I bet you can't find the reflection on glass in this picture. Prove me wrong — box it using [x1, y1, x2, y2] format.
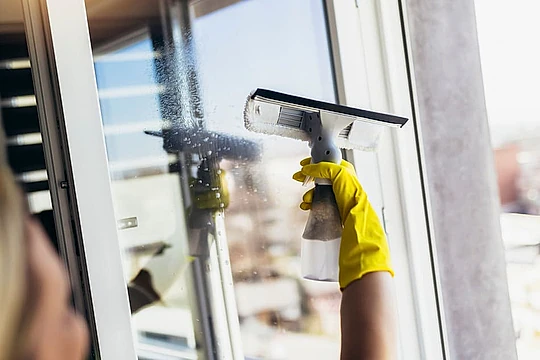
[93, 33, 198, 359]
[85, 0, 341, 358]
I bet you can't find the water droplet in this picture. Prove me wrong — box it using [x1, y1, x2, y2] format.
[215, 193, 221, 198]
[207, 150, 212, 156]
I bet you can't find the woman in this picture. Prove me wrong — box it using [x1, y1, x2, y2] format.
[0, 167, 89, 360]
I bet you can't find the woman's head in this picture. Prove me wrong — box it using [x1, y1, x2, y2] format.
[0, 168, 89, 360]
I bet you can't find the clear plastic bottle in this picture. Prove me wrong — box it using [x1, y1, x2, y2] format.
[301, 237, 340, 282]
[301, 184, 342, 282]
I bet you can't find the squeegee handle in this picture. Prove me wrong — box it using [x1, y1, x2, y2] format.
[303, 111, 343, 186]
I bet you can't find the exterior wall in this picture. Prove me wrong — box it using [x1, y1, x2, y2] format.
[404, 1, 518, 359]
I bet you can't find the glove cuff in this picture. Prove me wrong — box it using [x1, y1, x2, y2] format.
[338, 205, 394, 290]
[339, 263, 395, 291]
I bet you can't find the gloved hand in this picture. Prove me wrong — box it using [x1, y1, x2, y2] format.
[293, 158, 394, 289]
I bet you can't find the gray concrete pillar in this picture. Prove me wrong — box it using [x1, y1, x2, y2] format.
[403, 1, 518, 359]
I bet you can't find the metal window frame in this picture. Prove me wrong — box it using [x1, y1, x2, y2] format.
[325, 0, 448, 359]
[22, 0, 137, 358]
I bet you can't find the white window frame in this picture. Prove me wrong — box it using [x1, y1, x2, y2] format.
[326, 1, 447, 359]
[24, 0, 137, 358]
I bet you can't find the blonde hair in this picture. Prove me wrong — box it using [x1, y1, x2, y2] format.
[0, 166, 31, 359]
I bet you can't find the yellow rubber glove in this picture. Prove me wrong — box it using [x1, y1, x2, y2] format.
[293, 158, 394, 289]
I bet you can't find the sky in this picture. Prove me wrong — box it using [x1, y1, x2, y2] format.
[475, 0, 540, 147]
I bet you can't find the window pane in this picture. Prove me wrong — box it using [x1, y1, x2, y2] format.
[85, 0, 341, 358]
[193, 1, 340, 358]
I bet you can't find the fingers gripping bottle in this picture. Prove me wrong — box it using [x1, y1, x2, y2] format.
[301, 112, 350, 282]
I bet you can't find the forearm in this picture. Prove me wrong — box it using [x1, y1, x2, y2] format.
[293, 159, 397, 358]
[340, 272, 397, 360]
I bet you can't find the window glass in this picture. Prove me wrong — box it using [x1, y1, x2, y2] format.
[85, 0, 342, 358]
[194, 2, 340, 358]
[476, 1, 540, 358]
[93, 33, 199, 359]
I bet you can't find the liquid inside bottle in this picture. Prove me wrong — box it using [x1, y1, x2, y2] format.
[301, 237, 340, 282]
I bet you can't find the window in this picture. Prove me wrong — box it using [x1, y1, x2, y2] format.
[32, 0, 445, 358]
[85, 0, 342, 358]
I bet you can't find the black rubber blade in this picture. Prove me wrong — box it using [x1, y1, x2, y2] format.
[251, 88, 408, 127]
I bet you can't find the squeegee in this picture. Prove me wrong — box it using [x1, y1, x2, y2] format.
[244, 89, 408, 282]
